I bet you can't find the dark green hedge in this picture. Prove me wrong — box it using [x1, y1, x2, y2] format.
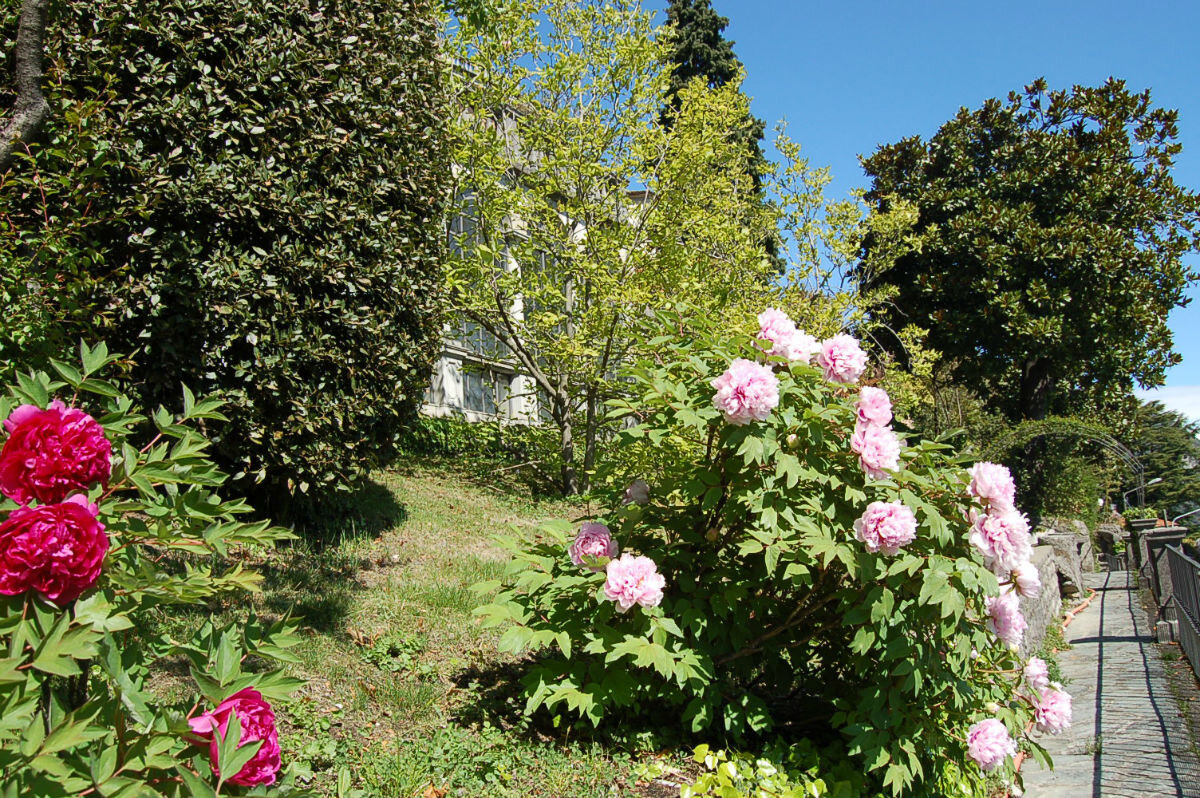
[1, 0, 451, 522]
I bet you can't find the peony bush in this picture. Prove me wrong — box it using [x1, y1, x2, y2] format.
[0, 344, 309, 796]
[475, 309, 1068, 795]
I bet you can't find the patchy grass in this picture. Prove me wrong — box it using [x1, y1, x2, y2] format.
[150, 458, 685, 796]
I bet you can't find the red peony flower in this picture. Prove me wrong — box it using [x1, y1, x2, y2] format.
[188, 688, 282, 787]
[0, 495, 108, 604]
[0, 400, 112, 505]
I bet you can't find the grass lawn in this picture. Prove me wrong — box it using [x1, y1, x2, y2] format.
[150, 458, 689, 797]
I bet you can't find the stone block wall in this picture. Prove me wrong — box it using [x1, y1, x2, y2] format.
[1019, 546, 1062, 658]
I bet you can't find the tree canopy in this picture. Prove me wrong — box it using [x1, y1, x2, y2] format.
[860, 78, 1200, 422]
[662, 0, 766, 187]
[1121, 400, 1200, 524]
[447, 0, 852, 495]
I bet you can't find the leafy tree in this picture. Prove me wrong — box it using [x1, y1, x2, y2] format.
[860, 78, 1200, 422]
[1, 0, 451, 524]
[447, 0, 851, 495]
[661, 0, 764, 178]
[1121, 400, 1200, 525]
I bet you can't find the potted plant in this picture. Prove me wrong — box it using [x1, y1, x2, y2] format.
[1124, 506, 1160, 531]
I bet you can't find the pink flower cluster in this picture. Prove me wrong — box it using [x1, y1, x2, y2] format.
[0, 495, 108, 605]
[985, 588, 1027, 648]
[1034, 687, 1072, 735]
[567, 522, 665, 614]
[815, 334, 868, 384]
[967, 718, 1016, 772]
[757, 308, 819, 364]
[711, 358, 779, 426]
[603, 553, 665, 613]
[966, 462, 1038, 648]
[0, 403, 112, 606]
[850, 386, 900, 480]
[189, 688, 282, 786]
[854, 501, 917, 556]
[0, 400, 111, 505]
[1023, 657, 1050, 692]
[569, 523, 619, 571]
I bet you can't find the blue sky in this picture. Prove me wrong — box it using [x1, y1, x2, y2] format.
[643, 0, 1200, 421]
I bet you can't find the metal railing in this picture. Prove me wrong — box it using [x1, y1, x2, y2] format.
[1167, 544, 1200, 679]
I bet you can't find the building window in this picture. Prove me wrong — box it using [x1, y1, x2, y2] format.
[454, 319, 507, 360]
[463, 369, 510, 415]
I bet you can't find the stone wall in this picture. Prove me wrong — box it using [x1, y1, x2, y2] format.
[1019, 546, 1062, 658]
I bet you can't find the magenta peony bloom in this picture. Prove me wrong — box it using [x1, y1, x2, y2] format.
[967, 718, 1016, 772]
[188, 688, 282, 787]
[757, 308, 799, 358]
[855, 386, 893, 427]
[969, 510, 1032, 576]
[967, 462, 1016, 512]
[0, 494, 108, 605]
[815, 334, 868, 384]
[0, 400, 112, 505]
[1024, 657, 1050, 692]
[623, 479, 650, 506]
[851, 422, 901, 480]
[854, 501, 917, 556]
[985, 588, 1027, 647]
[603, 553, 665, 613]
[1012, 563, 1041, 598]
[711, 359, 780, 426]
[569, 522, 619, 571]
[1034, 687, 1072, 735]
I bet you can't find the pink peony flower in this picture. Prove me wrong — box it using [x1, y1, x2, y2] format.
[967, 718, 1016, 772]
[850, 422, 901, 480]
[856, 386, 893, 427]
[1024, 657, 1050, 692]
[969, 510, 1032, 576]
[985, 588, 1027, 648]
[569, 522, 619, 571]
[1012, 563, 1041, 598]
[188, 688, 282, 786]
[0, 494, 108, 605]
[603, 553, 665, 613]
[785, 330, 820, 364]
[854, 501, 917, 556]
[711, 359, 780, 426]
[968, 462, 1016, 513]
[1034, 687, 1072, 735]
[623, 479, 650, 506]
[757, 308, 799, 358]
[0, 400, 112, 505]
[1022, 652, 1051, 691]
[815, 334, 868, 384]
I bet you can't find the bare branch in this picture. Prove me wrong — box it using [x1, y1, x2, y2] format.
[1, 0, 51, 170]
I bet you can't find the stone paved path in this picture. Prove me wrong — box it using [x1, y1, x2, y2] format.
[1021, 570, 1200, 797]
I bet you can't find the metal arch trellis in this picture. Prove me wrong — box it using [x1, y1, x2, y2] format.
[981, 416, 1146, 500]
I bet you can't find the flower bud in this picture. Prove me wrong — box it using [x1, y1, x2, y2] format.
[705, 527, 720, 542]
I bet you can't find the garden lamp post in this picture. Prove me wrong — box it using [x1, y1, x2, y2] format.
[1123, 476, 1163, 511]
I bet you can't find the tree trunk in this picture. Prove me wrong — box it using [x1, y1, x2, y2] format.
[0, 0, 51, 170]
[1019, 357, 1054, 421]
[558, 395, 578, 496]
[581, 382, 598, 493]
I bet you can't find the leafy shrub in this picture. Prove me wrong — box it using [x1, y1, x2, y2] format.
[0, 0, 452, 523]
[0, 344, 308, 795]
[681, 741, 870, 798]
[400, 417, 513, 458]
[475, 309, 1057, 795]
[1037, 455, 1102, 528]
[1123, 505, 1160, 522]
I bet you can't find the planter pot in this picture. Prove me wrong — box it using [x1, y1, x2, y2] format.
[1129, 519, 1160, 532]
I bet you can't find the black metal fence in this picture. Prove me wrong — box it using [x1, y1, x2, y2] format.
[1168, 544, 1200, 680]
